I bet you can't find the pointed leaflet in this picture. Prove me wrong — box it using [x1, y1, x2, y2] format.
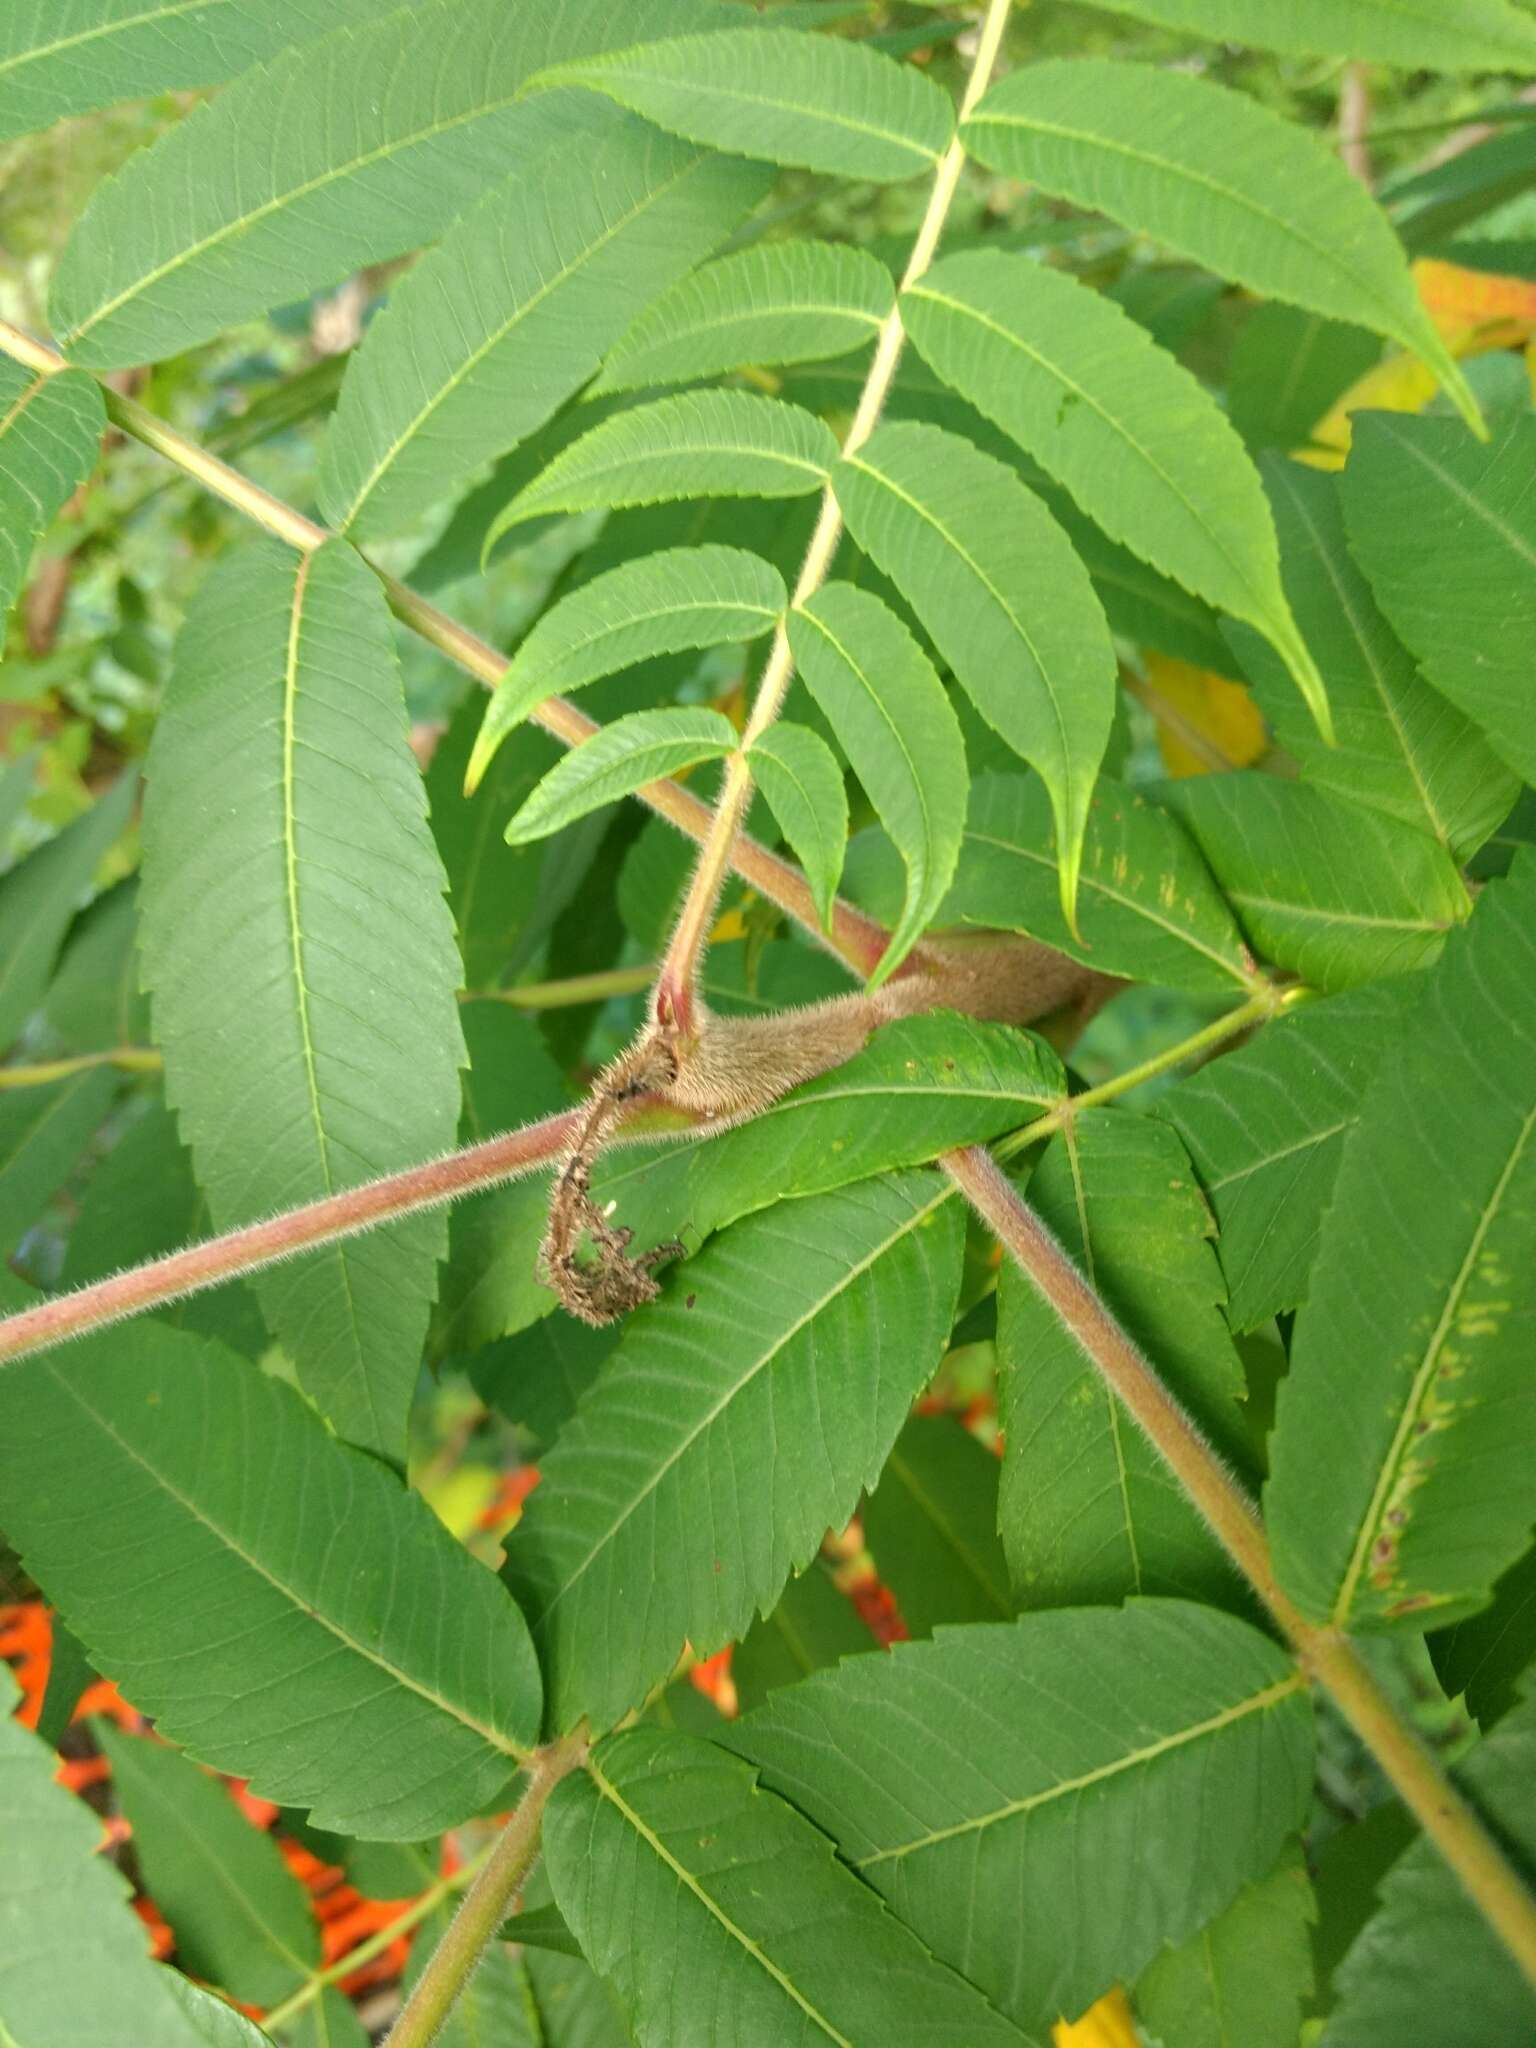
[530, 26, 954, 183]
[835, 418, 1116, 930]
[0, 359, 103, 630]
[962, 62, 1479, 432]
[998, 1112, 1249, 1611]
[486, 389, 837, 543]
[1227, 305, 1383, 455]
[0, 1668, 219, 2048]
[0, 1324, 540, 1836]
[0, 770, 136, 1054]
[504, 1170, 964, 1730]
[595, 239, 894, 393]
[860, 1413, 1011, 1636]
[50, 0, 733, 367]
[1163, 774, 1470, 993]
[42, 877, 149, 1052]
[167, 1976, 282, 2048]
[547, 1727, 1029, 2047]
[318, 98, 768, 541]
[1074, 0, 1536, 68]
[138, 540, 464, 1462]
[901, 252, 1328, 732]
[1159, 982, 1416, 1332]
[1340, 410, 1536, 785]
[727, 1602, 1314, 2036]
[469, 545, 786, 790]
[944, 773, 1257, 995]
[1133, 1843, 1316, 2048]
[732, 1565, 876, 1713]
[0, 1068, 115, 1256]
[504, 707, 737, 845]
[746, 721, 847, 932]
[1227, 457, 1517, 860]
[789, 582, 967, 984]
[1266, 853, 1536, 1634]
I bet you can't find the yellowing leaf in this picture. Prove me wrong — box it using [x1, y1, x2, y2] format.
[1138, 653, 1268, 778]
[1053, 1987, 1139, 2048]
[1303, 352, 1440, 469]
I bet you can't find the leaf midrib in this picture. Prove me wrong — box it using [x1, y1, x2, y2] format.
[0, 0, 214, 80]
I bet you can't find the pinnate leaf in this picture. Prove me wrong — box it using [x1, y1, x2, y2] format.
[470, 544, 785, 790]
[746, 720, 848, 931]
[835, 417, 1116, 930]
[1076, 0, 1536, 68]
[0, 1323, 541, 1837]
[504, 707, 738, 846]
[596, 238, 894, 392]
[728, 1601, 1315, 2035]
[1266, 852, 1536, 1633]
[962, 60, 1479, 431]
[0, 359, 103, 632]
[531, 25, 955, 182]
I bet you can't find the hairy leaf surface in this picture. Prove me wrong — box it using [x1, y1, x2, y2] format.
[727, 1602, 1315, 2034]
[1075, 0, 1536, 67]
[747, 721, 848, 931]
[0, 360, 103, 633]
[504, 707, 738, 845]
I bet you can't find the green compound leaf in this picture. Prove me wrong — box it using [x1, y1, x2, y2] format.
[504, 707, 738, 846]
[732, 1564, 876, 1713]
[789, 582, 968, 985]
[1163, 774, 1471, 993]
[469, 544, 785, 791]
[0, 1067, 115, 1257]
[901, 251, 1328, 735]
[595, 238, 894, 393]
[485, 389, 838, 547]
[546, 1727, 1030, 2046]
[504, 1170, 964, 1731]
[139, 541, 464, 1462]
[835, 418, 1117, 932]
[0, 1323, 541, 1837]
[0, 360, 103, 634]
[746, 720, 848, 932]
[962, 60, 1479, 432]
[50, 0, 729, 367]
[860, 1413, 1011, 1637]
[998, 1111, 1249, 1612]
[1133, 1841, 1316, 2048]
[1075, 0, 1536, 68]
[727, 1601, 1315, 2036]
[1266, 852, 1536, 1634]
[530, 25, 955, 183]
[318, 97, 767, 541]
[944, 773, 1257, 995]
[1340, 409, 1536, 786]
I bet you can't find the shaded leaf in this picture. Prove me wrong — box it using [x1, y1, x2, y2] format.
[1267, 853, 1536, 1632]
[1433, 1543, 1536, 1733]
[1227, 305, 1381, 453]
[0, 771, 136, 1055]
[546, 1726, 1029, 2046]
[504, 707, 737, 846]
[596, 238, 894, 392]
[1133, 1841, 1315, 2048]
[34, 1615, 94, 1750]
[41, 877, 150, 1052]
[732, 1563, 875, 1713]
[0, 1323, 541, 1836]
[728, 1601, 1315, 2035]
[0, 360, 103, 632]
[1077, 0, 1536, 68]
[861, 1412, 1011, 1636]
[532, 25, 954, 183]
[0, 1067, 114, 1256]
[164, 1974, 283, 2047]
[505, 1170, 964, 1729]
[746, 720, 847, 931]
[469, 1315, 617, 1450]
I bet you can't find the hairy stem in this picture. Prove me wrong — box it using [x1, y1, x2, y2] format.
[652, 0, 1017, 1028]
[948, 1145, 1536, 1991]
[385, 1734, 588, 2048]
[0, 1046, 161, 1089]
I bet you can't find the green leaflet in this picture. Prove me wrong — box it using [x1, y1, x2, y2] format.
[42, 878, 149, 1053]
[0, 1668, 216, 2048]
[944, 773, 1257, 995]
[1227, 305, 1381, 454]
[50, 0, 730, 366]
[962, 61, 1479, 432]
[0, 0, 404, 143]
[1158, 982, 1416, 1332]
[727, 1602, 1315, 2035]
[166, 1974, 286, 2047]
[317, 97, 768, 541]
[860, 1413, 1011, 1637]
[485, 389, 838, 543]
[595, 238, 894, 393]
[0, 1323, 541, 1837]
[0, 360, 103, 632]
[401, 1901, 538, 2047]
[138, 540, 464, 1462]
[530, 25, 955, 183]
[94, 1729, 318, 2010]
[504, 1170, 965, 1730]
[469, 544, 786, 790]
[1164, 774, 1471, 993]
[1075, 0, 1536, 68]
[997, 1112, 1249, 1611]
[1266, 853, 1536, 1634]
[470, 1315, 618, 1452]
[504, 706, 738, 845]
[732, 1564, 876, 1713]
[746, 720, 848, 932]
[901, 251, 1329, 733]
[835, 417, 1117, 931]
[0, 770, 137, 1055]
[789, 582, 968, 984]
[546, 1727, 1030, 2046]
[0, 1067, 115, 1256]
[1227, 458, 1517, 860]
[1340, 410, 1536, 786]
[1133, 1842, 1316, 2048]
